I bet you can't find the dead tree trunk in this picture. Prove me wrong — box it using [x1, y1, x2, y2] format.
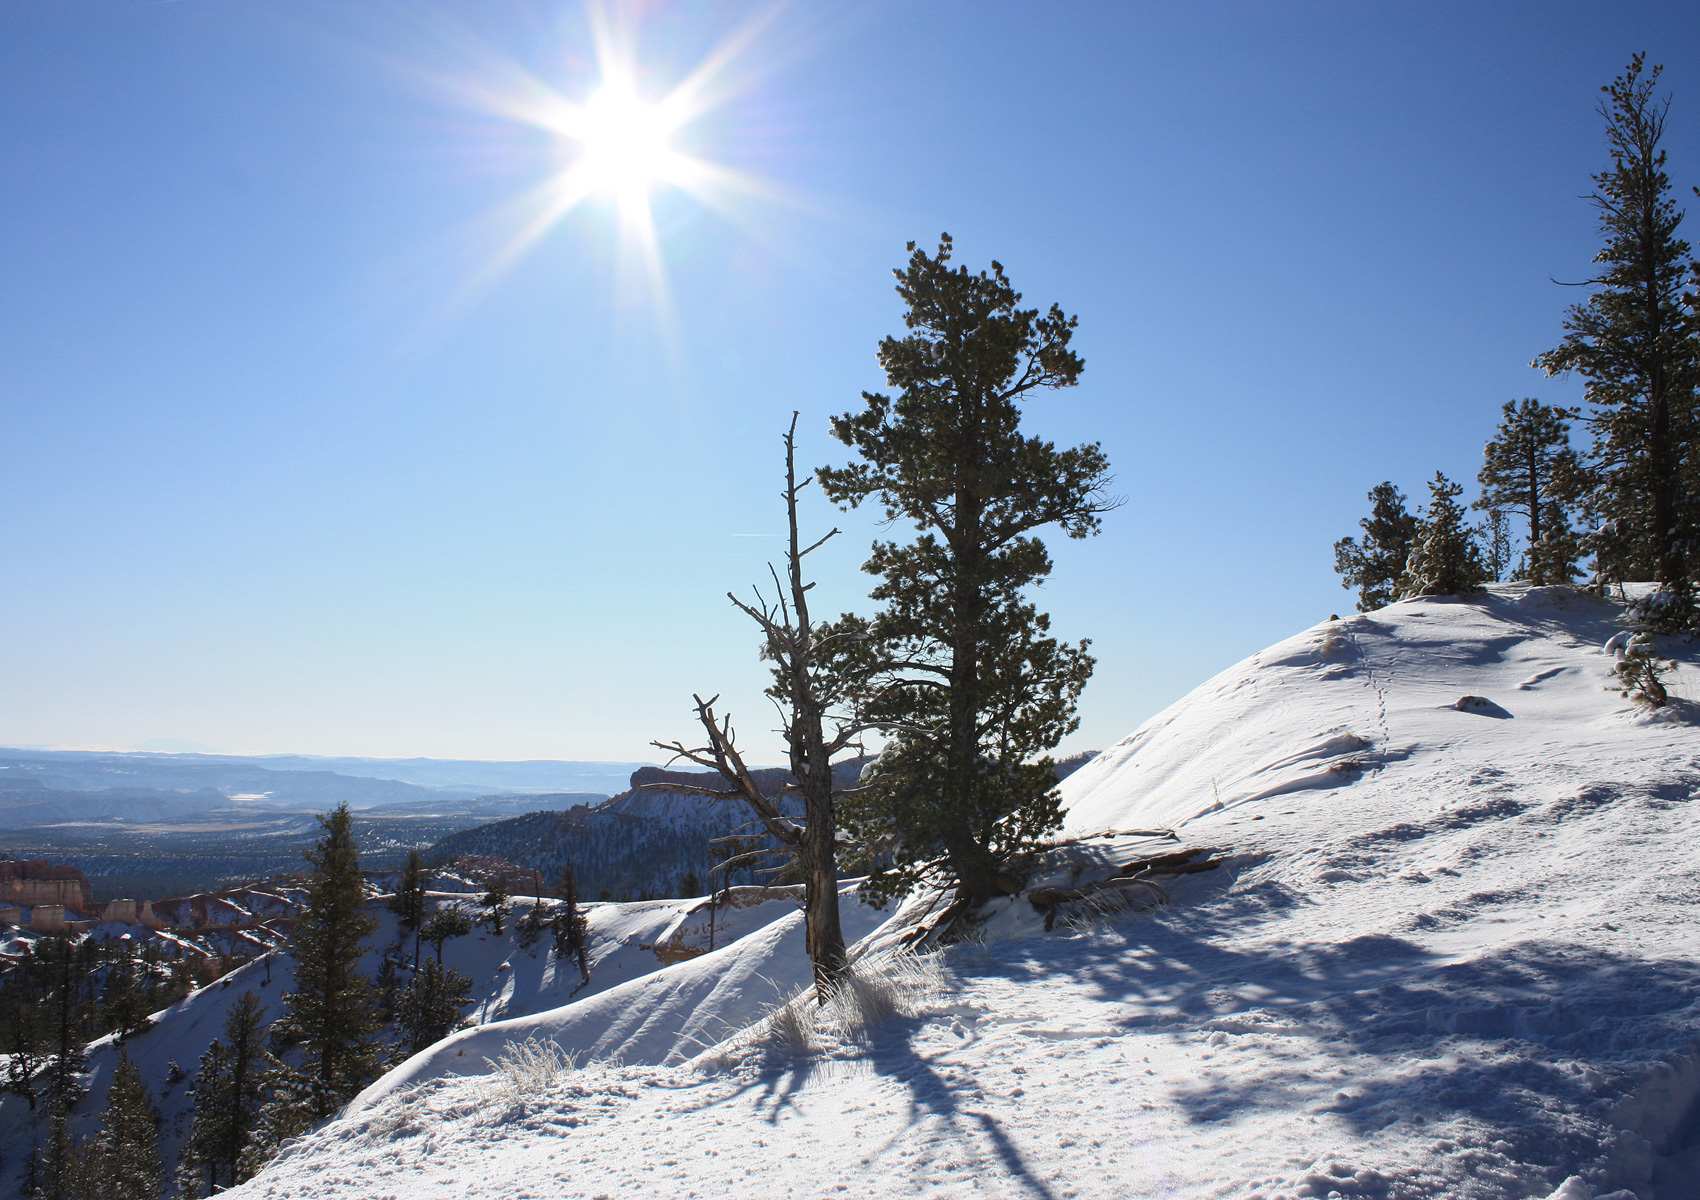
[653, 413, 859, 1001]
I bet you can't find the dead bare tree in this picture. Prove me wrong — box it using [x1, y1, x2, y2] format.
[653, 412, 865, 1001]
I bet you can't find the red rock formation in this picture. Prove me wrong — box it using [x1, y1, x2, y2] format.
[0, 860, 94, 913]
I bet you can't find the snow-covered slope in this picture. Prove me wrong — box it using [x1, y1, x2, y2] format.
[349, 883, 892, 1111]
[0, 890, 813, 1193]
[231, 586, 1698, 1199]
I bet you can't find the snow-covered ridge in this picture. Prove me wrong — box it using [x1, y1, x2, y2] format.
[222, 588, 1700, 1196]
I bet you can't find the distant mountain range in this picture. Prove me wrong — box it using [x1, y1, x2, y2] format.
[0, 748, 649, 828]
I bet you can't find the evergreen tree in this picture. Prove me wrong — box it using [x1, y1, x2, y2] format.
[395, 959, 474, 1053]
[79, 1054, 160, 1200]
[480, 874, 510, 935]
[32, 938, 88, 1200]
[101, 944, 149, 1042]
[1481, 506, 1514, 582]
[1332, 482, 1419, 610]
[176, 1038, 230, 1198]
[1535, 54, 1698, 612]
[274, 804, 379, 1118]
[1529, 501, 1585, 585]
[1405, 472, 1489, 597]
[389, 849, 428, 968]
[3, 942, 47, 1116]
[1615, 631, 1672, 705]
[820, 235, 1115, 907]
[236, 1054, 317, 1182]
[375, 954, 401, 1025]
[1476, 398, 1584, 584]
[36, 1112, 75, 1200]
[45, 938, 88, 1118]
[421, 906, 472, 966]
[178, 991, 269, 1192]
[551, 867, 591, 987]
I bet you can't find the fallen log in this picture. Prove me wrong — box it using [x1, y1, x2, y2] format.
[1029, 846, 1227, 930]
[1115, 847, 1226, 877]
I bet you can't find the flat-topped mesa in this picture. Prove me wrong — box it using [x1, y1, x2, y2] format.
[628, 765, 791, 794]
[0, 859, 95, 912]
[627, 759, 868, 796]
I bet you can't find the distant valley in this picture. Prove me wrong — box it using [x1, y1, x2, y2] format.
[0, 747, 643, 899]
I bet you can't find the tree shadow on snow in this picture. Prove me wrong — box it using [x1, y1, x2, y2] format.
[858, 1011, 1061, 1200]
[943, 872, 1700, 1188]
[714, 1009, 1059, 1200]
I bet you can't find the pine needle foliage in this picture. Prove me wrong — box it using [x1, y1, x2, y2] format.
[76, 1054, 160, 1200]
[1615, 632, 1672, 706]
[389, 850, 428, 968]
[1477, 398, 1585, 584]
[551, 867, 591, 987]
[273, 803, 379, 1119]
[422, 905, 472, 966]
[1404, 472, 1489, 597]
[821, 234, 1116, 906]
[177, 991, 266, 1196]
[395, 959, 474, 1054]
[480, 874, 510, 935]
[1333, 482, 1419, 610]
[1535, 54, 1699, 616]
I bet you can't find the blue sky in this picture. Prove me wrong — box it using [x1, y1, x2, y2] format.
[3, 1, 1697, 763]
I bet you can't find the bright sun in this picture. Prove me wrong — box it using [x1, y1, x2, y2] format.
[442, 3, 785, 318]
[575, 79, 682, 206]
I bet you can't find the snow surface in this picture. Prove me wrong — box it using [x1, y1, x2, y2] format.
[193, 589, 1700, 1196]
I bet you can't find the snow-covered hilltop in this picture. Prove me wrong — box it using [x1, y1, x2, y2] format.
[178, 589, 1700, 1195]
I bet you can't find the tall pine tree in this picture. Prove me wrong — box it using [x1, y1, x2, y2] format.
[389, 849, 428, 969]
[1333, 482, 1419, 610]
[176, 1039, 230, 1198]
[235, 1053, 318, 1182]
[77, 1053, 160, 1200]
[551, 867, 591, 987]
[1481, 507, 1514, 582]
[1476, 398, 1584, 584]
[274, 803, 379, 1119]
[33, 937, 88, 1200]
[1535, 54, 1698, 614]
[178, 991, 267, 1195]
[821, 235, 1115, 907]
[479, 874, 509, 935]
[1405, 472, 1488, 597]
[1531, 501, 1585, 585]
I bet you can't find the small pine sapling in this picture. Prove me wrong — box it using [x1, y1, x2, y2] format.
[1615, 632, 1671, 706]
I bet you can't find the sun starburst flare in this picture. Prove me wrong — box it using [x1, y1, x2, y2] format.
[444, 3, 788, 321]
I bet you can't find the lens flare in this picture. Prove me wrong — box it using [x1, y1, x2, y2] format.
[437, 2, 789, 325]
